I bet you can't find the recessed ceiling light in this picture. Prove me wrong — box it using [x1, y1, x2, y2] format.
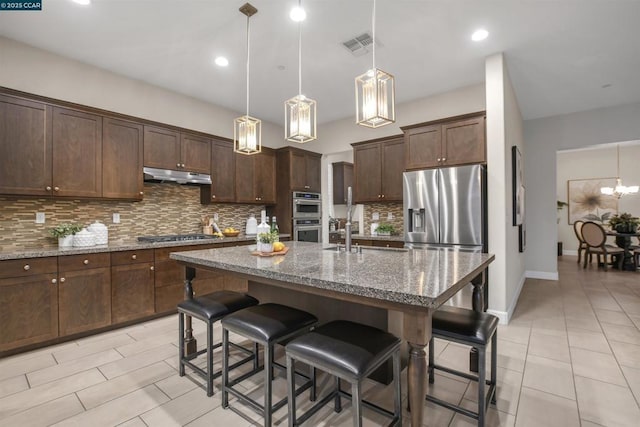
[471, 29, 489, 42]
[214, 56, 229, 67]
[290, 6, 306, 22]
[72, 0, 91, 5]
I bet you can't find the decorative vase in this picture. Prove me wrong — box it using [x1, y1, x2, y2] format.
[616, 224, 637, 234]
[257, 242, 273, 253]
[58, 235, 74, 248]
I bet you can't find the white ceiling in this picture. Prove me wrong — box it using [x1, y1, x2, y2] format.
[1, 0, 639, 126]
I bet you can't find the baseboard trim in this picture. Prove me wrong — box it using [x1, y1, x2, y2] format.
[487, 271, 527, 325]
[525, 270, 559, 281]
[486, 309, 509, 324]
[563, 250, 578, 256]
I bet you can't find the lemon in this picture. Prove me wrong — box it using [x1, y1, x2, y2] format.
[273, 242, 285, 252]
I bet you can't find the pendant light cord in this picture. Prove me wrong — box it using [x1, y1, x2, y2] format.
[298, 0, 302, 96]
[372, 0, 376, 71]
[246, 14, 250, 116]
[617, 144, 620, 177]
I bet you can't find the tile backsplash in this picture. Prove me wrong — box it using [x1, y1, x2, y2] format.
[362, 202, 404, 236]
[0, 182, 264, 250]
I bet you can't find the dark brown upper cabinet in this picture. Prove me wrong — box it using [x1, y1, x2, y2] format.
[201, 138, 236, 203]
[102, 118, 144, 200]
[286, 147, 322, 192]
[332, 162, 353, 205]
[403, 113, 486, 170]
[234, 148, 276, 205]
[143, 125, 211, 174]
[352, 136, 404, 203]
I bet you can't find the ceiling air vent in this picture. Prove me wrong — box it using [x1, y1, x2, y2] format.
[342, 32, 375, 57]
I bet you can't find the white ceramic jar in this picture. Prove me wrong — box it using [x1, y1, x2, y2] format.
[73, 228, 96, 247]
[87, 221, 108, 245]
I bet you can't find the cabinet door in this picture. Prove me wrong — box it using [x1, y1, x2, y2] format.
[181, 133, 211, 174]
[441, 116, 485, 166]
[208, 139, 235, 202]
[290, 151, 307, 191]
[235, 153, 255, 203]
[103, 118, 144, 200]
[404, 124, 441, 170]
[381, 138, 405, 201]
[111, 263, 155, 324]
[0, 273, 58, 352]
[255, 150, 276, 204]
[52, 107, 102, 198]
[58, 267, 111, 336]
[0, 95, 52, 196]
[353, 143, 382, 203]
[332, 162, 353, 205]
[143, 125, 180, 170]
[305, 154, 322, 192]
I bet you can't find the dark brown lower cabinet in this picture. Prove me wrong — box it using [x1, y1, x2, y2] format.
[111, 262, 155, 324]
[0, 273, 59, 352]
[58, 266, 111, 336]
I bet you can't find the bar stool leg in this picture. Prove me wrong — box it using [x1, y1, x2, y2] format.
[428, 337, 435, 384]
[491, 333, 498, 405]
[478, 347, 486, 427]
[334, 377, 342, 412]
[286, 355, 297, 427]
[393, 350, 402, 425]
[310, 366, 317, 402]
[206, 321, 213, 396]
[253, 342, 260, 370]
[222, 328, 230, 409]
[178, 312, 185, 377]
[352, 380, 362, 427]
[264, 344, 273, 427]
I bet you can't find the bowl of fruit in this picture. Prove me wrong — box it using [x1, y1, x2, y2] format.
[222, 227, 240, 237]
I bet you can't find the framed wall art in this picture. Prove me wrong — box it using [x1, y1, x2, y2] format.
[567, 177, 618, 225]
[512, 146, 524, 225]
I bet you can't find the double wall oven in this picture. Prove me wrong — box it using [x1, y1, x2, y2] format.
[292, 191, 322, 243]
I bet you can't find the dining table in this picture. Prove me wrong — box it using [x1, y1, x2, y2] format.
[606, 230, 640, 271]
[171, 241, 495, 426]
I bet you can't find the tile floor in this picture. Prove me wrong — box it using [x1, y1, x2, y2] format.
[1, 256, 639, 426]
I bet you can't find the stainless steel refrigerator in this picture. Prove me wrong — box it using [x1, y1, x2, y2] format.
[403, 165, 487, 251]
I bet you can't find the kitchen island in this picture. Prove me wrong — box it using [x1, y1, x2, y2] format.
[171, 241, 494, 426]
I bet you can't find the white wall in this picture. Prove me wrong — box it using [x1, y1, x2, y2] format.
[0, 37, 286, 146]
[485, 53, 526, 323]
[556, 144, 640, 253]
[524, 101, 640, 274]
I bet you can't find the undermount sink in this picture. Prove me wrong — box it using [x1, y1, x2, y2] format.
[324, 245, 408, 253]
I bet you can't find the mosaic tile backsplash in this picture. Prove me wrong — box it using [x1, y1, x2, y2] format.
[362, 202, 404, 236]
[0, 182, 265, 250]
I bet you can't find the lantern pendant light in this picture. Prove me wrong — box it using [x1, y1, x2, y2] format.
[285, 0, 317, 143]
[355, 0, 395, 128]
[234, 3, 262, 155]
[600, 144, 639, 198]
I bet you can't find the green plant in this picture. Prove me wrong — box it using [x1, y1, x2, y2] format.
[608, 212, 640, 230]
[375, 223, 396, 234]
[49, 223, 82, 238]
[257, 231, 276, 244]
[582, 212, 613, 223]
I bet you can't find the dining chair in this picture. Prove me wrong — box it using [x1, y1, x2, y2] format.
[581, 221, 625, 271]
[573, 220, 589, 265]
[634, 247, 640, 271]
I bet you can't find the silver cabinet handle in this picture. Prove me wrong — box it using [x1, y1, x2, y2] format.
[54, 186, 60, 191]
[51, 278, 57, 284]
[181, 163, 185, 168]
[381, 194, 385, 198]
[131, 254, 137, 260]
[442, 157, 446, 162]
[150, 266, 155, 271]
[46, 186, 52, 191]
[139, 191, 144, 196]
[60, 277, 66, 283]
[83, 259, 89, 265]
[212, 195, 216, 199]
[177, 163, 181, 168]
[23, 264, 30, 271]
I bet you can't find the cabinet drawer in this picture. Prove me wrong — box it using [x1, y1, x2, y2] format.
[58, 253, 110, 271]
[0, 257, 57, 279]
[111, 249, 154, 266]
[372, 240, 405, 249]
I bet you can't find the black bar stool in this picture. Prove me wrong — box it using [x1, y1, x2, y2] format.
[285, 320, 402, 427]
[426, 306, 498, 427]
[221, 303, 318, 427]
[177, 290, 259, 396]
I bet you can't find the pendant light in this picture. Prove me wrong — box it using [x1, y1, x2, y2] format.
[285, 0, 317, 143]
[355, 0, 395, 128]
[600, 144, 639, 198]
[234, 3, 261, 155]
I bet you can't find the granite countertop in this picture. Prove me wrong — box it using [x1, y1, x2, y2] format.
[170, 241, 494, 308]
[0, 235, 289, 261]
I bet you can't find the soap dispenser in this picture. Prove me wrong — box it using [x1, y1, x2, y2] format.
[245, 214, 257, 236]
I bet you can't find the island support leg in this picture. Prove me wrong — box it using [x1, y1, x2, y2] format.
[183, 266, 197, 355]
[404, 310, 431, 426]
[470, 270, 486, 373]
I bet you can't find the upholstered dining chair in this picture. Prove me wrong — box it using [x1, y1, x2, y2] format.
[581, 221, 625, 271]
[573, 220, 589, 265]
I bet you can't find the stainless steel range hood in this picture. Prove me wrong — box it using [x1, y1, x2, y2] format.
[143, 167, 212, 185]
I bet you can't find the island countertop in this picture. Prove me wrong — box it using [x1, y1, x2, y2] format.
[170, 241, 494, 308]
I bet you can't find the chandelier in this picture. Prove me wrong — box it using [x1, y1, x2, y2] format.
[600, 144, 639, 198]
[234, 3, 261, 155]
[285, 0, 317, 143]
[355, 0, 395, 128]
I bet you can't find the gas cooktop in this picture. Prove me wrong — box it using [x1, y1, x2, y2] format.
[137, 234, 219, 243]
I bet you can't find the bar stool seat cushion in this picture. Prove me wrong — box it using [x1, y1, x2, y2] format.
[433, 306, 499, 346]
[286, 320, 401, 379]
[222, 303, 317, 343]
[177, 291, 258, 321]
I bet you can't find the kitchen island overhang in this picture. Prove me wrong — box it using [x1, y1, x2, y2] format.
[170, 241, 494, 426]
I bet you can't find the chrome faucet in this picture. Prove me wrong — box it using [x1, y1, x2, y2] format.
[345, 186, 353, 253]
